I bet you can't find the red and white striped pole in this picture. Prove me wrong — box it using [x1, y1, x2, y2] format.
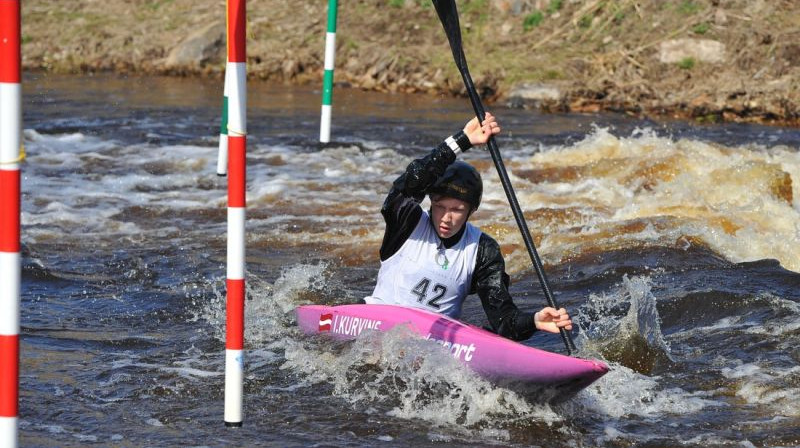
[224, 0, 246, 428]
[0, 0, 22, 446]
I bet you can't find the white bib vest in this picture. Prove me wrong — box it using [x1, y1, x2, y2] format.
[365, 211, 482, 318]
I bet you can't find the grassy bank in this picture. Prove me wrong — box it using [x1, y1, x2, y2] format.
[20, 0, 800, 125]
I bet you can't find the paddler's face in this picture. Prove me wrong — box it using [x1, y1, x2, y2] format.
[430, 196, 471, 239]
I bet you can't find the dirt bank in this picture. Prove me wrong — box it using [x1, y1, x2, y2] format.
[19, 0, 800, 126]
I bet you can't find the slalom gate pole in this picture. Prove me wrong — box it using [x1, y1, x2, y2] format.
[0, 1, 22, 446]
[224, 0, 247, 428]
[216, 67, 230, 176]
[319, 0, 338, 143]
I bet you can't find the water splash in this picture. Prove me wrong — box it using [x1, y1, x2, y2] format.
[196, 262, 331, 346]
[282, 324, 563, 435]
[576, 275, 672, 374]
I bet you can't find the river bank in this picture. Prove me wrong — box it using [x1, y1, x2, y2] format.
[19, 0, 800, 126]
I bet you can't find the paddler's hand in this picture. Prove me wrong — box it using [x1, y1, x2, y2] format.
[534, 307, 573, 333]
[463, 112, 500, 146]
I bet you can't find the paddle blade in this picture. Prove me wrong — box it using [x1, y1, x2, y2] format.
[431, 0, 466, 70]
[432, 0, 486, 122]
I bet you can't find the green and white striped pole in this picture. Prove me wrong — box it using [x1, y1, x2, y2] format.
[217, 68, 230, 176]
[319, 0, 338, 143]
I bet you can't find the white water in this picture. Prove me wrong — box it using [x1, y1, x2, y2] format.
[21, 126, 800, 272]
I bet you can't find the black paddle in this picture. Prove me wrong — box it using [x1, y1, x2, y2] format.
[432, 0, 576, 355]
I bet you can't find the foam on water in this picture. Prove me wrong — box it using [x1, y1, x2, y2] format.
[21, 131, 227, 246]
[572, 363, 723, 419]
[497, 127, 800, 272]
[743, 294, 800, 337]
[721, 361, 800, 417]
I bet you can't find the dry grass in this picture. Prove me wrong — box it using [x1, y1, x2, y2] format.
[19, 0, 800, 124]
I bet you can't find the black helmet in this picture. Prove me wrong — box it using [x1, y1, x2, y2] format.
[429, 161, 483, 210]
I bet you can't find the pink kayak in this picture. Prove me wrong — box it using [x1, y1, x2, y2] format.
[296, 304, 608, 399]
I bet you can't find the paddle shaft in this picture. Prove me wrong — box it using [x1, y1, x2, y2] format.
[432, 0, 575, 355]
[464, 71, 575, 355]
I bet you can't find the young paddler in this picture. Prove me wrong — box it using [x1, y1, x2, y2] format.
[364, 113, 572, 341]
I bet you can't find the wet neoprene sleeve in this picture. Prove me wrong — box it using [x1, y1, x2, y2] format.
[377, 133, 537, 341]
[471, 234, 537, 341]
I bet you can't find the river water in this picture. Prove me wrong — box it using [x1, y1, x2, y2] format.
[15, 73, 800, 447]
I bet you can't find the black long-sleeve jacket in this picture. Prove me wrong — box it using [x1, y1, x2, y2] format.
[377, 132, 537, 341]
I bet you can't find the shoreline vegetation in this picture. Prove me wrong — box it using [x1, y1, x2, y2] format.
[20, 0, 800, 127]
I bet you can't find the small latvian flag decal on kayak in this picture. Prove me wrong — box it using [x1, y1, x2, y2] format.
[319, 313, 333, 332]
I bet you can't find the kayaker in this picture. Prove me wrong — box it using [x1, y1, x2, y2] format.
[363, 113, 573, 341]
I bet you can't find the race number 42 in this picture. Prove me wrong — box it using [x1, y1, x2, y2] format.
[411, 278, 447, 309]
